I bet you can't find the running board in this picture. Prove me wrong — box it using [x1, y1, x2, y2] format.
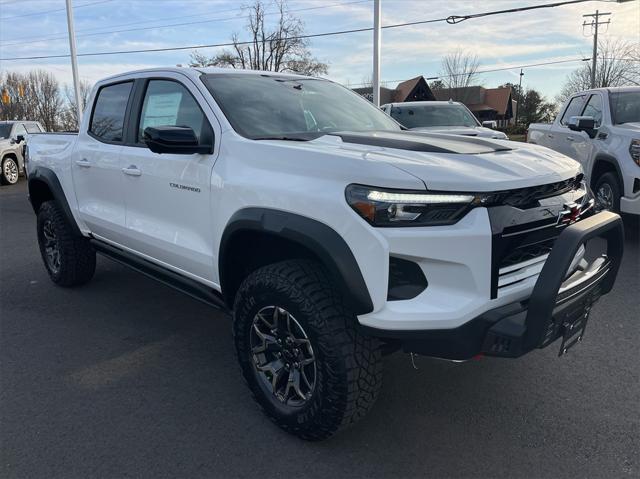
[90, 239, 229, 313]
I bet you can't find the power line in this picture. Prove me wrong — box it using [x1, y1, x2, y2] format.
[1, 0, 370, 47]
[349, 58, 592, 87]
[0, 0, 113, 21]
[0, 0, 607, 61]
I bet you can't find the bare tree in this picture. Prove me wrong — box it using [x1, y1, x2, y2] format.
[189, 0, 328, 76]
[559, 39, 639, 102]
[0, 72, 29, 121]
[440, 50, 480, 102]
[58, 80, 92, 131]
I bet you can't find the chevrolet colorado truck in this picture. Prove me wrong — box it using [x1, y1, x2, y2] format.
[381, 101, 509, 139]
[0, 120, 44, 185]
[528, 86, 640, 215]
[26, 68, 624, 440]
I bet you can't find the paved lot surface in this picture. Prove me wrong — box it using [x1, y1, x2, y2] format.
[1, 180, 638, 478]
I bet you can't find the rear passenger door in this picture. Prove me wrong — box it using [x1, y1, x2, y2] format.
[120, 76, 218, 283]
[72, 80, 133, 243]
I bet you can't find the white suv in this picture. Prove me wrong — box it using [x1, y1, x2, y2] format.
[26, 68, 624, 440]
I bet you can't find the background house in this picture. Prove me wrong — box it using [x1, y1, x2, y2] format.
[353, 76, 436, 104]
[432, 85, 517, 127]
[353, 77, 517, 127]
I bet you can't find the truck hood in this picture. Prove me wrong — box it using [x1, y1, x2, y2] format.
[275, 131, 581, 192]
[409, 125, 507, 139]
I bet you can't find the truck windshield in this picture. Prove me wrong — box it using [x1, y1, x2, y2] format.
[610, 91, 640, 125]
[201, 74, 400, 140]
[390, 104, 480, 129]
[0, 124, 12, 139]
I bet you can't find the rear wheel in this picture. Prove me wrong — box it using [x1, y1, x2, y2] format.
[37, 201, 96, 286]
[594, 172, 621, 213]
[1, 156, 19, 185]
[233, 259, 382, 440]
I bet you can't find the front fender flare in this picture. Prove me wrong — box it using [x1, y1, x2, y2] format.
[219, 208, 374, 315]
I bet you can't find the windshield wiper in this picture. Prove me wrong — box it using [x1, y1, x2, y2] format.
[252, 135, 315, 141]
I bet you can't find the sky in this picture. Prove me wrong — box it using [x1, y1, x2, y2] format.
[0, 0, 638, 100]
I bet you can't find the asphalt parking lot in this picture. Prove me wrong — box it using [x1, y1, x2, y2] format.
[1, 179, 638, 478]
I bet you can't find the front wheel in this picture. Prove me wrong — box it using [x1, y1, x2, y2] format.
[594, 172, 621, 213]
[1, 156, 19, 185]
[233, 260, 382, 440]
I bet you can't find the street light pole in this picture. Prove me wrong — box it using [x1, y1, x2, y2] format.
[65, 0, 83, 128]
[372, 0, 381, 107]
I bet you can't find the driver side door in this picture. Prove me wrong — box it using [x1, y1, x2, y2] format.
[120, 77, 218, 284]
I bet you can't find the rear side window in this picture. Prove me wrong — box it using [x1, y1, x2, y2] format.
[582, 94, 603, 128]
[560, 95, 586, 126]
[137, 80, 209, 143]
[90, 82, 133, 142]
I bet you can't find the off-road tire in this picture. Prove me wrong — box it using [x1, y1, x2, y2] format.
[594, 172, 621, 213]
[1, 156, 19, 185]
[233, 259, 382, 441]
[37, 201, 96, 286]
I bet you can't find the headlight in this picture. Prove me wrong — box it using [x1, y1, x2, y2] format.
[345, 184, 480, 226]
[630, 139, 640, 166]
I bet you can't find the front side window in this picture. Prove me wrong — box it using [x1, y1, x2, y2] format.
[390, 104, 480, 129]
[89, 81, 133, 142]
[560, 95, 586, 126]
[137, 80, 209, 143]
[201, 74, 400, 139]
[582, 94, 603, 128]
[13, 123, 27, 138]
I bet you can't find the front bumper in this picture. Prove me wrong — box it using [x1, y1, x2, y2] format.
[621, 193, 640, 215]
[363, 211, 624, 359]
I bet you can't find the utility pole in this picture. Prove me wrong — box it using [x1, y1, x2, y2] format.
[65, 0, 83, 127]
[372, 0, 381, 107]
[515, 69, 524, 126]
[583, 10, 611, 89]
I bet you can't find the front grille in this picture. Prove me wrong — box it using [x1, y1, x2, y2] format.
[485, 175, 583, 209]
[500, 238, 555, 269]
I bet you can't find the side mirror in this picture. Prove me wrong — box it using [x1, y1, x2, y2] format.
[568, 116, 597, 138]
[482, 120, 497, 129]
[16, 134, 25, 143]
[143, 126, 213, 155]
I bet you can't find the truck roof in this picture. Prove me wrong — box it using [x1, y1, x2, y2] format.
[382, 101, 463, 107]
[98, 66, 319, 84]
[575, 86, 640, 95]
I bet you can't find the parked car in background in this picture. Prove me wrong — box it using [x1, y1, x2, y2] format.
[527, 86, 640, 215]
[26, 68, 623, 440]
[381, 101, 509, 139]
[0, 120, 45, 185]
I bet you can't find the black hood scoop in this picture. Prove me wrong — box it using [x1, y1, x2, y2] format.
[330, 130, 512, 155]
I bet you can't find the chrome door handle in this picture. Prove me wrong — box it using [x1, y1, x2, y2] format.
[566, 137, 575, 141]
[122, 166, 142, 176]
[75, 158, 91, 167]
[547, 134, 554, 138]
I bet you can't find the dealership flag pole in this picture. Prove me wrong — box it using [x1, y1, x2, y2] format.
[372, 0, 381, 107]
[65, 0, 83, 127]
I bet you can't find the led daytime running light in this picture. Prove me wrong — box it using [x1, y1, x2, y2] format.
[366, 190, 475, 204]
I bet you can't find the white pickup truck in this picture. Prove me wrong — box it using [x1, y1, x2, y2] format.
[528, 86, 640, 215]
[25, 67, 624, 440]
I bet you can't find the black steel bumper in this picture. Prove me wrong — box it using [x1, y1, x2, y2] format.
[365, 211, 625, 360]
